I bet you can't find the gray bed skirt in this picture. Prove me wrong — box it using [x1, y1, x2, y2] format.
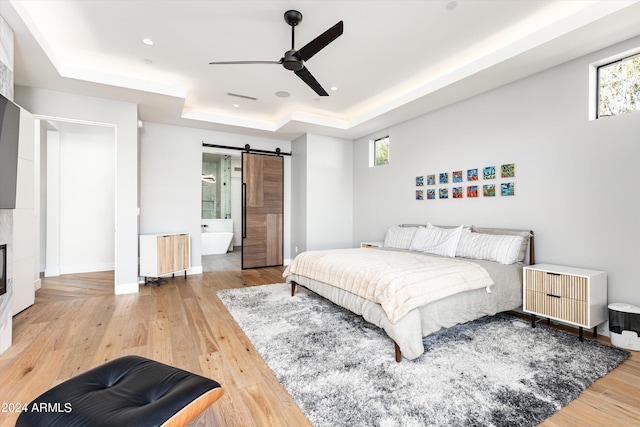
[286, 257, 523, 360]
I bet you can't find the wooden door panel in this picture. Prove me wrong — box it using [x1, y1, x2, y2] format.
[266, 214, 283, 265]
[242, 153, 283, 269]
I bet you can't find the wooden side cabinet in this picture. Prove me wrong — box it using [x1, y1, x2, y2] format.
[523, 263, 607, 340]
[140, 233, 190, 283]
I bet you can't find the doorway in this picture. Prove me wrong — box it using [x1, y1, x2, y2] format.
[201, 152, 241, 272]
[39, 119, 116, 277]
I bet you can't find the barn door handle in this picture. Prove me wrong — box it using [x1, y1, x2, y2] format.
[242, 182, 247, 239]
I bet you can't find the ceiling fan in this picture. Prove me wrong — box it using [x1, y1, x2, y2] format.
[209, 10, 343, 96]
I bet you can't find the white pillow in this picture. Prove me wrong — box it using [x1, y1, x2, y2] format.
[471, 226, 530, 263]
[409, 224, 463, 257]
[383, 226, 418, 249]
[455, 232, 524, 264]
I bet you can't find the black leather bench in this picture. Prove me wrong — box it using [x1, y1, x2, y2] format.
[16, 355, 224, 427]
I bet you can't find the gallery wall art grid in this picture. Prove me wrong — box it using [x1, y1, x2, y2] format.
[415, 163, 515, 200]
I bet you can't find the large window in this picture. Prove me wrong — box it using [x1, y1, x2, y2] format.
[373, 136, 389, 166]
[597, 53, 640, 118]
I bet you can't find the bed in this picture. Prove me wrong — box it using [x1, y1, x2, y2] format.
[283, 224, 535, 361]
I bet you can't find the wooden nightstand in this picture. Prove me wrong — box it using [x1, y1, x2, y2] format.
[523, 263, 607, 341]
[360, 241, 384, 248]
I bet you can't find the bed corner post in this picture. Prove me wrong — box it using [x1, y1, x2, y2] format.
[529, 231, 535, 265]
[394, 343, 401, 363]
[291, 281, 296, 296]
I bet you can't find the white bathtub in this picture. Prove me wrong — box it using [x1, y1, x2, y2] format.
[202, 219, 234, 255]
[202, 231, 234, 255]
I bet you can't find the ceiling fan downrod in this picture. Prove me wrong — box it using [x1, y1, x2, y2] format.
[283, 10, 304, 71]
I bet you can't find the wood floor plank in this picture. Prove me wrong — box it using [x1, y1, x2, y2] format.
[183, 297, 219, 355]
[122, 295, 151, 350]
[1, 269, 638, 427]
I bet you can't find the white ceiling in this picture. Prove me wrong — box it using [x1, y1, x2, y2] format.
[2, 0, 640, 141]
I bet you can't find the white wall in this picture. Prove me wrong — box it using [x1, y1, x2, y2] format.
[290, 133, 354, 253]
[15, 87, 139, 294]
[139, 122, 292, 268]
[353, 36, 640, 307]
[306, 134, 354, 250]
[55, 122, 115, 274]
[290, 134, 308, 255]
[11, 108, 36, 315]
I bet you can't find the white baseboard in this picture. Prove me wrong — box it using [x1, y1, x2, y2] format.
[44, 267, 60, 277]
[60, 263, 115, 275]
[115, 281, 139, 295]
[188, 266, 203, 275]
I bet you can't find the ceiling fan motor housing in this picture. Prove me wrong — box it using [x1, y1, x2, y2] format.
[283, 50, 304, 71]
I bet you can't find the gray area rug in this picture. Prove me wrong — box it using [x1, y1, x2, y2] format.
[217, 283, 629, 427]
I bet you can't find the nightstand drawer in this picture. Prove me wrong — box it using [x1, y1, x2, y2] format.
[525, 289, 587, 326]
[524, 269, 589, 325]
[523, 264, 607, 330]
[525, 269, 588, 300]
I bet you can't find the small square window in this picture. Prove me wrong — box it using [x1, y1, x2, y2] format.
[373, 136, 389, 166]
[597, 53, 640, 118]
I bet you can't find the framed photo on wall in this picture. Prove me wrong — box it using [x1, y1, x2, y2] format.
[501, 163, 516, 178]
[501, 182, 515, 196]
[483, 166, 496, 180]
[483, 184, 496, 197]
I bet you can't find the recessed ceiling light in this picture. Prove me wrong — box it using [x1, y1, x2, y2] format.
[144, 59, 153, 64]
[232, 104, 240, 108]
[446, 1, 457, 10]
[330, 86, 338, 91]
[142, 38, 154, 46]
[275, 91, 290, 98]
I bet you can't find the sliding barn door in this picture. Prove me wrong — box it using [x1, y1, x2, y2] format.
[242, 152, 283, 269]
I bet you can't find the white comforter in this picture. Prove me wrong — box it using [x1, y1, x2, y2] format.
[283, 248, 493, 324]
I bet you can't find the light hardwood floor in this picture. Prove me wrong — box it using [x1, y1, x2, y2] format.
[1, 269, 639, 427]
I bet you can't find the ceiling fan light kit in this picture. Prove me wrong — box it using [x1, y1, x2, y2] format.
[209, 10, 343, 97]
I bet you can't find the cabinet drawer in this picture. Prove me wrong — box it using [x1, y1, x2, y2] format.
[525, 269, 588, 300]
[524, 269, 589, 326]
[525, 290, 587, 326]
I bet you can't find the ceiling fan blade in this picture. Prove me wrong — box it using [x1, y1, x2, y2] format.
[209, 60, 283, 65]
[296, 21, 343, 61]
[294, 66, 329, 96]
